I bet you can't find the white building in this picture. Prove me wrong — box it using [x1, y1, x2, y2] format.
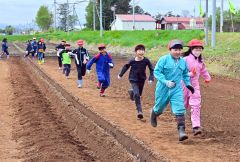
[111, 14, 156, 30]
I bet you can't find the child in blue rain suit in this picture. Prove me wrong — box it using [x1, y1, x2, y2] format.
[86, 44, 113, 97]
[150, 40, 195, 141]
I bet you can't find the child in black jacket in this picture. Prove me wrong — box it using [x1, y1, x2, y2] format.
[118, 44, 154, 119]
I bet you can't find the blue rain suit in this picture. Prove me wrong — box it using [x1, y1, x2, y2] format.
[86, 53, 113, 89]
[153, 54, 191, 116]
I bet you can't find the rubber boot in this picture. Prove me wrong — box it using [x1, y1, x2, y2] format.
[77, 80, 83, 88]
[150, 109, 158, 127]
[176, 115, 188, 141]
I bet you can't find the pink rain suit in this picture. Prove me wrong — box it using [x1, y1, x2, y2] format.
[182, 54, 211, 128]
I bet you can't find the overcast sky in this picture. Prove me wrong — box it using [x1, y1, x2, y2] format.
[0, 0, 239, 26]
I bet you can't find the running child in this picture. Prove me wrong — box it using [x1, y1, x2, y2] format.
[86, 44, 113, 97]
[150, 39, 195, 141]
[182, 39, 211, 136]
[118, 44, 154, 119]
[72, 40, 89, 88]
[59, 43, 79, 79]
[55, 40, 66, 69]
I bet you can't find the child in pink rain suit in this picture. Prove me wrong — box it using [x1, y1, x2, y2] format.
[182, 39, 211, 136]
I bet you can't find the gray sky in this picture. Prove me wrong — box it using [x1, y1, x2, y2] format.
[0, 0, 239, 26]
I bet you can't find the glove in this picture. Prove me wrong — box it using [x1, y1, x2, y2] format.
[25, 51, 28, 54]
[205, 80, 210, 84]
[108, 63, 114, 68]
[166, 81, 176, 88]
[186, 85, 194, 94]
[86, 69, 91, 74]
[117, 75, 122, 79]
[189, 67, 197, 76]
[148, 80, 153, 85]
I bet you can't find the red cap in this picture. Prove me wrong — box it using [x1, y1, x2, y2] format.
[77, 40, 84, 45]
[188, 39, 204, 48]
[98, 43, 106, 48]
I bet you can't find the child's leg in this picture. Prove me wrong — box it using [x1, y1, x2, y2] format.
[170, 90, 188, 141]
[65, 64, 71, 77]
[131, 83, 142, 113]
[58, 56, 62, 69]
[189, 89, 202, 134]
[76, 64, 83, 87]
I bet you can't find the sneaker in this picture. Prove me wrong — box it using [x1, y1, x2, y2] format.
[137, 112, 144, 119]
[77, 84, 82, 88]
[58, 67, 62, 70]
[128, 89, 134, 101]
[150, 109, 158, 127]
[66, 76, 69, 79]
[193, 127, 202, 136]
[100, 93, 105, 97]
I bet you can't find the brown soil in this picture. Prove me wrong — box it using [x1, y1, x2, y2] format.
[33, 56, 240, 162]
[0, 57, 134, 161]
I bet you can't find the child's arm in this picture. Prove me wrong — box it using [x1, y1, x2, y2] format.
[118, 60, 132, 77]
[147, 58, 154, 81]
[200, 62, 211, 82]
[86, 54, 99, 70]
[153, 58, 168, 84]
[182, 61, 191, 86]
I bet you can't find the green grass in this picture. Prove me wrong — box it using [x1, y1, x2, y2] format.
[1, 30, 240, 78]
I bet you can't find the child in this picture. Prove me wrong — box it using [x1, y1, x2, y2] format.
[86, 44, 113, 97]
[31, 38, 38, 57]
[182, 39, 211, 136]
[37, 39, 45, 64]
[118, 44, 154, 119]
[24, 40, 34, 58]
[55, 40, 66, 69]
[150, 39, 195, 141]
[72, 40, 89, 88]
[1, 38, 9, 59]
[59, 43, 79, 79]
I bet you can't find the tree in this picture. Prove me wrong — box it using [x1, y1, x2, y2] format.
[129, 5, 145, 14]
[35, 6, 53, 31]
[85, 0, 131, 30]
[5, 25, 14, 35]
[57, 3, 78, 31]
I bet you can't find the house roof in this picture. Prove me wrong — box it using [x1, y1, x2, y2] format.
[116, 14, 155, 22]
[161, 17, 204, 23]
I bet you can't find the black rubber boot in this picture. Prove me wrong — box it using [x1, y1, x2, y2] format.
[176, 115, 188, 141]
[150, 109, 158, 127]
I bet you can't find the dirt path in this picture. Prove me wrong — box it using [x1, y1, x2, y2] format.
[34, 56, 240, 162]
[0, 57, 134, 161]
[0, 59, 20, 161]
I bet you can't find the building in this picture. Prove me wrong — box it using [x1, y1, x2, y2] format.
[110, 14, 156, 30]
[157, 17, 205, 30]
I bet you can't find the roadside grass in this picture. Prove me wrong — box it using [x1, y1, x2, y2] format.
[1, 30, 240, 78]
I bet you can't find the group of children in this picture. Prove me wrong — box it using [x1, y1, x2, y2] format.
[54, 38, 211, 141]
[24, 38, 46, 64]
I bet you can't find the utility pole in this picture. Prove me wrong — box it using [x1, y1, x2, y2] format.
[220, 0, 224, 32]
[100, 0, 103, 37]
[93, 0, 96, 31]
[66, 0, 69, 34]
[132, 0, 135, 30]
[54, 0, 57, 30]
[205, 0, 208, 45]
[212, 0, 216, 48]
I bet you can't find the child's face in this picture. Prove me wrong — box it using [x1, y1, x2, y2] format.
[136, 49, 145, 58]
[170, 48, 182, 59]
[99, 47, 106, 53]
[192, 47, 203, 57]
